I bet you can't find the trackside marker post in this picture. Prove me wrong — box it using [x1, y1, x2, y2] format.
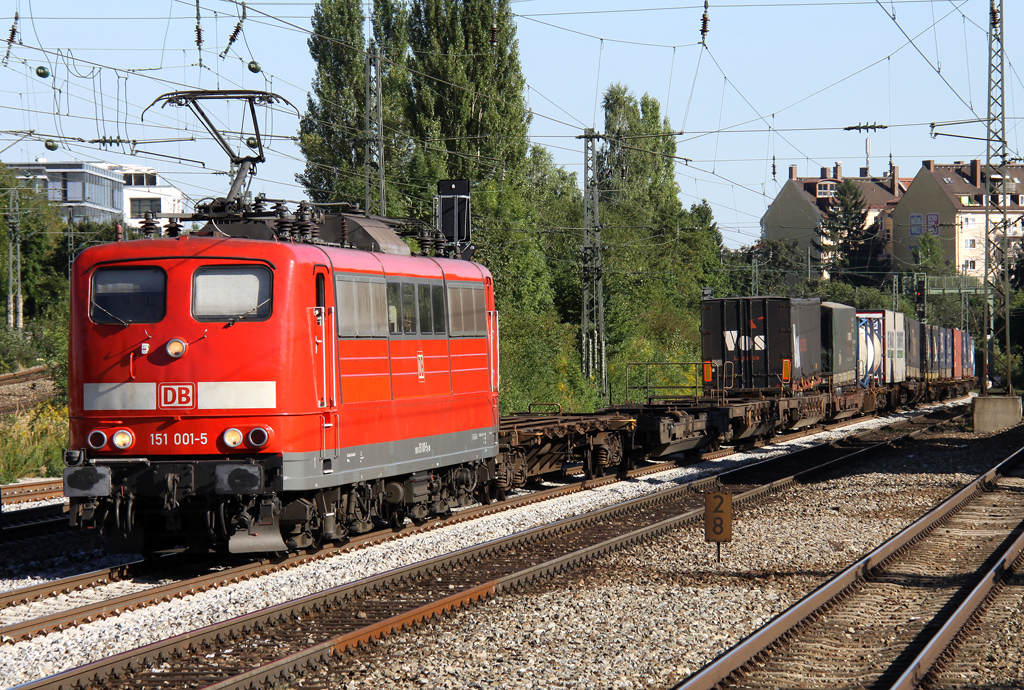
[705, 491, 732, 562]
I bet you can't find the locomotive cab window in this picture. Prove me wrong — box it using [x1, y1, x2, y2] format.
[91, 267, 166, 324]
[193, 265, 272, 322]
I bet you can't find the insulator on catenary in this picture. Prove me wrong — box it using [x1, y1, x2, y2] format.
[490, 24, 498, 47]
[221, 23, 243, 58]
[700, 0, 709, 43]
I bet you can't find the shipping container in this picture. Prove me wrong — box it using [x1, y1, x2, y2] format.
[857, 310, 906, 386]
[905, 318, 921, 380]
[939, 327, 952, 379]
[921, 324, 939, 381]
[821, 302, 857, 386]
[952, 329, 963, 379]
[701, 297, 821, 391]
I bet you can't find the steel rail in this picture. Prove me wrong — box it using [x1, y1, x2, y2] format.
[1, 480, 64, 506]
[889, 502, 1024, 689]
[10, 410, 964, 690]
[673, 444, 1024, 690]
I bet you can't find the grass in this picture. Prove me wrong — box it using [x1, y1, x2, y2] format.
[0, 404, 68, 484]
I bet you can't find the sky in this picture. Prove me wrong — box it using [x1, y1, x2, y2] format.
[0, 0, 1020, 248]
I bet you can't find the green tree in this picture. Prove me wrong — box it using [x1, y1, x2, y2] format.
[406, 0, 530, 202]
[912, 232, 952, 275]
[818, 179, 886, 287]
[719, 238, 801, 297]
[296, 0, 367, 204]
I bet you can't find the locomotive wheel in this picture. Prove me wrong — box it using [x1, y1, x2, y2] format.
[478, 480, 505, 505]
[386, 506, 406, 531]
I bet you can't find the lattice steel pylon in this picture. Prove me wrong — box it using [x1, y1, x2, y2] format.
[364, 45, 385, 216]
[579, 128, 607, 402]
[982, 0, 1013, 395]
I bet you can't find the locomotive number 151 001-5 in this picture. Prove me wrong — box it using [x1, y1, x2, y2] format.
[150, 432, 209, 447]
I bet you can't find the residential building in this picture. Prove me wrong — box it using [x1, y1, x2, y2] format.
[761, 162, 908, 280]
[6, 160, 123, 223]
[101, 164, 185, 231]
[890, 160, 1024, 279]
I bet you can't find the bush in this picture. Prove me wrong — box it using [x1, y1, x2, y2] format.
[499, 310, 602, 415]
[0, 327, 41, 374]
[0, 404, 68, 483]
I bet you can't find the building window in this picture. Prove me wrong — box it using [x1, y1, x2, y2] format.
[123, 173, 158, 186]
[964, 238, 976, 249]
[816, 181, 836, 198]
[130, 198, 162, 218]
[963, 260, 976, 271]
[943, 177, 953, 184]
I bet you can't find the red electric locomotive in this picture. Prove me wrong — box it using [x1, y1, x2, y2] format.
[63, 219, 499, 553]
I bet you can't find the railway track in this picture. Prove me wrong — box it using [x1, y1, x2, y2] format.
[0, 365, 54, 416]
[8, 405, 968, 690]
[674, 445, 1024, 690]
[0, 503, 68, 542]
[0, 405, 960, 646]
[0, 479, 63, 506]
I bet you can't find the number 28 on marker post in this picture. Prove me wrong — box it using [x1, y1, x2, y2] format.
[704, 492, 732, 542]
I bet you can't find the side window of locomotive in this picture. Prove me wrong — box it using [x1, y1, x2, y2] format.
[401, 283, 417, 334]
[91, 267, 166, 324]
[446, 286, 485, 336]
[386, 282, 401, 334]
[432, 285, 446, 335]
[193, 265, 272, 322]
[335, 276, 387, 337]
[418, 285, 433, 335]
[447, 287, 463, 335]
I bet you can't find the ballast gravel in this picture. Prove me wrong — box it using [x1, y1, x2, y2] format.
[0, 399, 987, 688]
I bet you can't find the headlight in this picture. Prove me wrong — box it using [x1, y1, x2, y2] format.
[248, 427, 270, 447]
[87, 430, 107, 450]
[166, 338, 188, 358]
[223, 428, 244, 448]
[111, 429, 134, 450]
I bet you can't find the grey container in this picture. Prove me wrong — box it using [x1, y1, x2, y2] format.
[905, 318, 921, 380]
[701, 296, 821, 391]
[821, 302, 857, 386]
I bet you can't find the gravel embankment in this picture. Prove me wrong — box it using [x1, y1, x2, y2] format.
[0, 400, 982, 688]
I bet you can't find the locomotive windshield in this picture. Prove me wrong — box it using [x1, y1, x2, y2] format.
[193, 265, 272, 322]
[91, 267, 166, 325]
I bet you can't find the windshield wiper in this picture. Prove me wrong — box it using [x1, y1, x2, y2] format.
[227, 298, 270, 326]
[91, 299, 130, 328]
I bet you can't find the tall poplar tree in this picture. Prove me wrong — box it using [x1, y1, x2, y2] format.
[406, 0, 530, 195]
[296, 0, 366, 204]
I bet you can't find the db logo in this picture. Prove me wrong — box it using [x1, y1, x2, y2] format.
[158, 383, 196, 409]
